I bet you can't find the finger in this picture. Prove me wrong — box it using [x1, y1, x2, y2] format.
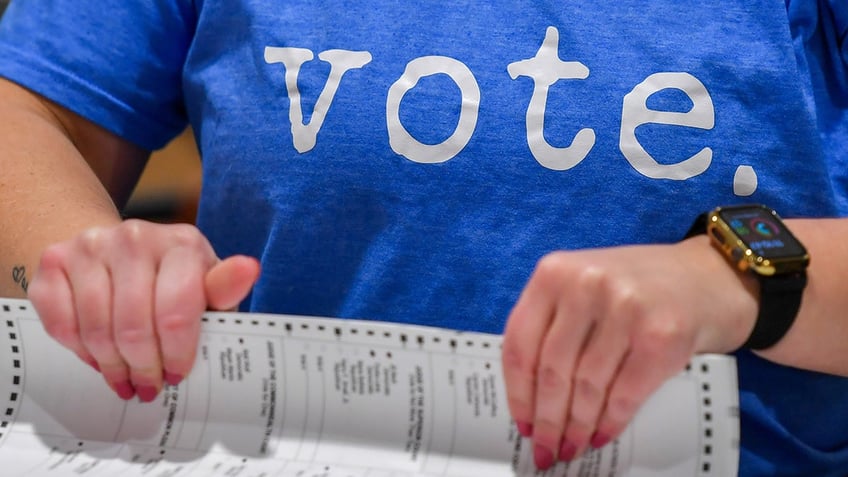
[561, 302, 631, 460]
[204, 255, 261, 311]
[29, 245, 99, 371]
[154, 245, 213, 388]
[502, 259, 559, 439]
[66, 234, 134, 400]
[530, 300, 596, 468]
[593, 318, 692, 447]
[109, 244, 162, 403]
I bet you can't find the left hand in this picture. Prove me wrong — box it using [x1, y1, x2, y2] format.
[501, 237, 757, 469]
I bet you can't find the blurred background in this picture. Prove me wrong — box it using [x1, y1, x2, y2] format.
[0, 0, 203, 224]
[123, 130, 202, 224]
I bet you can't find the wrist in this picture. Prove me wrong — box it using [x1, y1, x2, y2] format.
[677, 234, 760, 353]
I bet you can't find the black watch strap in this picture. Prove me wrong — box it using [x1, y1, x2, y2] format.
[745, 272, 806, 349]
[685, 211, 806, 350]
[684, 212, 708, 238]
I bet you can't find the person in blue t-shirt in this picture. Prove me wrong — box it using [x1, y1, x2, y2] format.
[0, 1, 847, 475]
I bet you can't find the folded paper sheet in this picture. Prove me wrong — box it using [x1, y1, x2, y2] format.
[0, 298, 739, 476]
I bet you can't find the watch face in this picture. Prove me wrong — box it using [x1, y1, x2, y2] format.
[718, 206, 806, 259]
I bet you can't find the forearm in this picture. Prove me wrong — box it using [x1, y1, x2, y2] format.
[0, 80, 133, 297]
[754, 218, 848, 376]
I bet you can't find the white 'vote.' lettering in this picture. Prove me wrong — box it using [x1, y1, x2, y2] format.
[265, 27, 724, 187]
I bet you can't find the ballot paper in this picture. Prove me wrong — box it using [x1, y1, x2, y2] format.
[0, 297, 739, 476]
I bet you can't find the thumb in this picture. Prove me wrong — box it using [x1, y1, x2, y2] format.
[204, 255, 261, 311]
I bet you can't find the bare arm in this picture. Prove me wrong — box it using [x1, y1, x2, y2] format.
[0, 77, 148, 297]
[756, 218, 848, 375]
[0, 77, 259, 402]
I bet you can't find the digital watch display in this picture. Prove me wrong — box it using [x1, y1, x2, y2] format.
[708, 205, 808, 276]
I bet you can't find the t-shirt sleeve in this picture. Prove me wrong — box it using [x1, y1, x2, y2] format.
[0, 0, 196, 151]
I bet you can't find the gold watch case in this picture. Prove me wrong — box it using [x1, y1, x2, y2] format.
[705, 206, 809, 277]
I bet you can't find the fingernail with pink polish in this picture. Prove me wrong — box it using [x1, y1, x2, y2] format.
[164, 371, 183, 386]
[590, 432, 611, 449]
[136, 385, 159, 403]
[534, 445, 554, 470]
[516, 421, 533, 437]
[559, 440, 577, 461]
[113, 381, 136, 400]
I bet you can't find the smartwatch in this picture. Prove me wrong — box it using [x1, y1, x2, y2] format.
[686, 204, 809, 350]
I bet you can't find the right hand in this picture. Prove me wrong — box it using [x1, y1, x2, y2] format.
[27, 219, 260, 402]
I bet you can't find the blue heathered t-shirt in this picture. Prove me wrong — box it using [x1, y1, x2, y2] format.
[1, 1, 847, 475]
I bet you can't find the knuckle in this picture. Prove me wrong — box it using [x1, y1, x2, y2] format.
[573, 374, 603, 403]
[76, 227, 107, 256]
[533, 254, 618, 301]
[77, 283, 107, 313]
[606, 395, 640, 422]
[609, 284, 642, 315]
[563, 419, 593, 446]
[80, 325, 115, 353]
[566, 265, 612, 308]
[636, 317, 686, 354]
[564, 414, 592, 436]
[501, 341, 532, 374]
[114, 220, 148, 253]
[537, 363, 569, 391]
[169, 224, 206, 249]
[38, 243, 70, 270]
[532, 415, 564, 442]
[506, 396, 533, 421]
[121, 218, 147, 232]
[156, 312, 193, 334]
[534, 252, 570, 285]
[575, 264, 609, 291]
[114, 322, 153, 347]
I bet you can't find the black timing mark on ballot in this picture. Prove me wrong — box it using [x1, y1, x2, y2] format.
[1, 317, 23, 442]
